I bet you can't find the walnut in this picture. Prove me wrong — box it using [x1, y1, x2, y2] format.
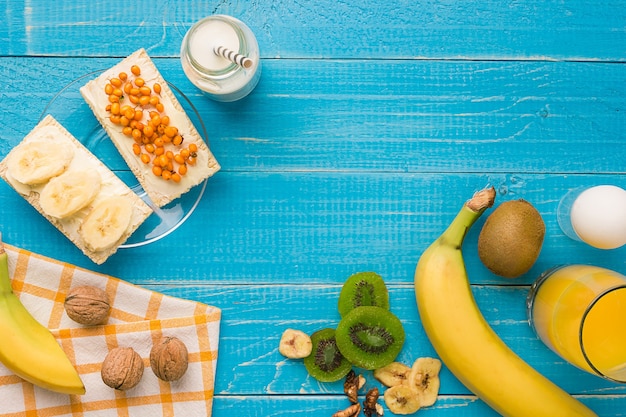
[101, 347, 144, 390]
[64, 285, 111, 325]
[363, 387, 381, 417]
[150, 336, 189, 381]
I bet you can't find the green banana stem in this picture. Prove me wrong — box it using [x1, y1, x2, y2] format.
[438, 187, 496, 248]
[0, 234, 13, 296]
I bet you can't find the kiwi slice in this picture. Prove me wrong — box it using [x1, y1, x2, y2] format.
[335, 306, 405, 370]
[303, 328, 352, 382]
[338, 272, 390, 317]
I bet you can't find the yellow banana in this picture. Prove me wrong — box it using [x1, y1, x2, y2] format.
[414, 187, 597, 417]
[0, 235, 85, 395]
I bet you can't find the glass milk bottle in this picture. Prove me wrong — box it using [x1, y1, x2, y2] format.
[180, 15, 261, 102]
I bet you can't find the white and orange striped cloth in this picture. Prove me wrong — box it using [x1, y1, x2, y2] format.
[0, 244, 221, 416]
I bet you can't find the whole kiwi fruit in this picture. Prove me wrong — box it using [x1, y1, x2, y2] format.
[477, 199, 545, 278]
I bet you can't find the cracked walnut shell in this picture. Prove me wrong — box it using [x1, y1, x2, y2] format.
[101, 347, 144, 390]
[64, 285, 111, 325]
[150, 336, 189, 381]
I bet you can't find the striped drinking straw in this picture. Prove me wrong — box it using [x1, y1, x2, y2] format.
[213, 46, 254, 69]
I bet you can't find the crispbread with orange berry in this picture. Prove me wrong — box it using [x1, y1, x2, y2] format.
[80, 48, 220, 207]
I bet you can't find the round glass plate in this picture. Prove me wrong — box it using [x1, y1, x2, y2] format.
[40, 70, 208, 248]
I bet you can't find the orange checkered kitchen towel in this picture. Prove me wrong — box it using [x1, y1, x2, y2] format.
[0, 244, 221, 417]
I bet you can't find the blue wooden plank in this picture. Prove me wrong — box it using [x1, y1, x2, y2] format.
[209, 395, 626, 417]
[0, 0, 625, 61]
[1, 59, 625, 175]
[148, 283, 626, 399]
[3, 172, 626, 285]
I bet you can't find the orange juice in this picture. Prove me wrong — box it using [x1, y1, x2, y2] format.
[528, 265, 626, 382]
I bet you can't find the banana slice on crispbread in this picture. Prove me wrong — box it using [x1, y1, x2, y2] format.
[0, 115, 153, 264]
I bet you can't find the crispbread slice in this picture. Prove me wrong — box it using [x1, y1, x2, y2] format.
[0, 115, 153, 264]
[80, 48, 220, 207]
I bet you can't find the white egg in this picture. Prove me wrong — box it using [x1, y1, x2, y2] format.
[570, 185, 626, 249]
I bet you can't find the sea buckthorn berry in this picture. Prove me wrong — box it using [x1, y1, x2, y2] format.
[108, 95, 120, 103]
[119, 72, 128, 81]
[149, 96, 160, 107]
[110, 78, 122, 88]
[152, 166, 163, 177]
[154, 146, 165, 156]
[156, 103, 164, 112]
[172, 135, 183, 146]
[123, 126, 133, 136]
[129, 95, 140, 105]
[150, 115, 161, 126]
[140, 153, 151, 164]
[139, 86, 151, 96]
[178, 164, 188, 176]
[162, 170, 172, 181]
[129, 88, 140, 96]
[105, 104, 112, 112]
[139, 95, 151, 106]
[143, 125, 154, 138]
[171, 173, 181, 183]
[188, 143, 198, 153]
[131, 65, 141, 76]
[153, 83, 161, 94]
[134, 109, 143, 121]
[145, 143, 155, 154]
[174, 154, 185, 165]
[164, 126, 178, 138]
[104, 84, 114, 95]
[187, 157, 196, 166]
[110, 102, 120, 115]
[134, 78, 145, 87]
[153, 137, 164, 147]
[160, 115, 170, 126]
[132, 129, 142, 141]
[180, 149, 190, 159]
[124, 83, 132, 94]
[120, 116, 130, 127]
[132, 143, 141, 155]
[112, 88, 123, 98]
[110, 115, 121, 124]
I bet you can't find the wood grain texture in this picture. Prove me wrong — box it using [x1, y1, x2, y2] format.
[1, 0, 626, 415]
[3, 172, 626, 286]
[1, 59, 625, 174]
[0, 0, 625, 60]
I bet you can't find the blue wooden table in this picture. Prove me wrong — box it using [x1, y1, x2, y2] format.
[1, 1, 626, 415]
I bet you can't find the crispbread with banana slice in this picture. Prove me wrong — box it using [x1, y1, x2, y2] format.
[0, 115, 153, 264]
[80, 48, 220, 208]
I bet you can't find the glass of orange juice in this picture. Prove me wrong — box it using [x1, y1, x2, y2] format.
[527, 264, 626, 383]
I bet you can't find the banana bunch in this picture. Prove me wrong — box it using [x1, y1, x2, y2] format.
[0, 235, 85, 395]
[414, 187, 597, 417]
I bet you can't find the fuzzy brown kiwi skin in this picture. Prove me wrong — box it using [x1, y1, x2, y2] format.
[477, 199, 546, 279]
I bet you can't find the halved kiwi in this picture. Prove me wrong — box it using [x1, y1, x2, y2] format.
[303, 328, 352, 382]
[335, 306, 405, 370]
[337, 271, 390, 317]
